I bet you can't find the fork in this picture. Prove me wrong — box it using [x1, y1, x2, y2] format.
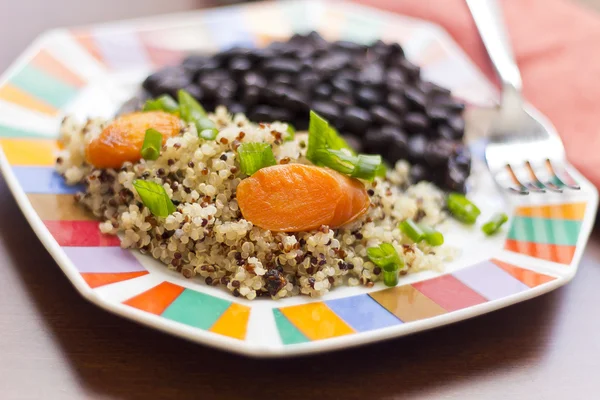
[466, 0, 580, 195]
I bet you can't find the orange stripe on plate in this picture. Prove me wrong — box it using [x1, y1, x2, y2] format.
[209, 303, 251, 340]
[81, 271, 148, 289]
[72, 32, 105, 66]
[369, 284, 447, 322]
[490, 259, 556, 287]
[0, 138, 58, 165]
[279, 302, 354, 341]
[0, 84, 57, 115]
[514, 202, 586, 221]
[123, 281, 184, 315]
[30, 50, 86, 87]
[504, 239, 576, 265]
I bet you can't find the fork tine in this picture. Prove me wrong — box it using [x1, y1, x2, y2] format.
[546, 159, 580, 190]
[525, 161, 561, 192]
[505, 164, 530, 195]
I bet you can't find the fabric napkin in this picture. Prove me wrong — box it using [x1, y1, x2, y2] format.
[356, 0, 600, 188]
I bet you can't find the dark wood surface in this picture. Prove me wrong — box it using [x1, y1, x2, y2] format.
[2, 1, 600, 399]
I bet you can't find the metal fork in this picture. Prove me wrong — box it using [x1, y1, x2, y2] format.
[466, 0, 580, 195]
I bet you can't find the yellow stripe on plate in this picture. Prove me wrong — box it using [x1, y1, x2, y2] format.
[0, 138, 59, 166]
[514, 202, 586, 221]
[0, 84, 58, 116]
[279, 302, 355, 341]
[209, 303, 251, 340]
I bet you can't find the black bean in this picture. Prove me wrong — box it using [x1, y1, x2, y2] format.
[262, 58, 302, 74]
[403, 87, 428, 111]
[357, 62, 385, 86]
[356, 87, 384, 108]
[248, 105, 294, 122]
[419, 81, 451, 98]
[445, 164, 468, 193]
[332, 40, 368, 53]
[298, 72, 320, 91]
[370, 105, 401, 126]
[331, 93, 355, 109]
[398, 58, 420, 81]
[452, 146, 472, 173]
[404, 112, 430, 134]
[281, 89, 309, 112]
[228, 57, 252, 75]
[387, 93, 408, 115]
[311, 101, 341, 122]
[342, 134, 363, 152]
[437, 124, 456, 140]
[426, 106, 449, 125]
[215, 79, 237, 101]
[273, 73, 293, 86]
[215, 46, 252, 63]
[447, 115, 465, 137]
[143, 66, 191, 97]
[432, 96, 466, 113]
[248, 47, 277, 61]
[331, 78, 354, 95]
[424, 139, 455, 167]
[315, 53, 351, 76]
[408, 135, 427, 163]
[242, 86, 262, 106]
[243, 72, 267, 89]
[364, 128, 394, 154]
[313, 83, 333, 99]
[382, 126, 409, 163]
[410, 164, 430, 183]
[341, 107, 371, 134]
[228, 103, 246, 115]
[183, 84, 203, 101]
[336, 69, 358, 84]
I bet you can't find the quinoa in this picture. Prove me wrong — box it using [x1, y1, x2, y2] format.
[56, 107, 454, 300]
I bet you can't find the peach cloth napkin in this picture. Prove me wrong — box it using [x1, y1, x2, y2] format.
[356, 0, 600, 187]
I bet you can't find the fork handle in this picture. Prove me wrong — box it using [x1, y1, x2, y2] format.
[466, 0, 523, 107]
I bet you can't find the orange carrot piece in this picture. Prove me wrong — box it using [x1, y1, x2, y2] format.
[85, 111, 180, 169]
[236, 164, 370, 232]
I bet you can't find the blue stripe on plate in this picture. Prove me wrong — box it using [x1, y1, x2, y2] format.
[325, 294, 402, 332]
[12, 166, 82, 194]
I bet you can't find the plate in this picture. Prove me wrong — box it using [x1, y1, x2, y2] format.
[0, 0, 597, 357]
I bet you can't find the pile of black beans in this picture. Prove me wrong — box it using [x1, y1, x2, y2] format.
[142, 31, 471, 192]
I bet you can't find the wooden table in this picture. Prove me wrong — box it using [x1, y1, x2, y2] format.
[2, 1, 600, 399]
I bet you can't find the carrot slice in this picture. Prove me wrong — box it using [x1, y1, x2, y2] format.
[85, 111, 180, 169]
[236, 164, 370, 232]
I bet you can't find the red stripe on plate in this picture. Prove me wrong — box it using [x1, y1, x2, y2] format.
[412, 274, 487, 312]
[44, 220, 120, 246]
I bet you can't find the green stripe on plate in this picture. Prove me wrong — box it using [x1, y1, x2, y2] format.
[339, 10, 385, 44]
[161, 289, 231, 329]
[273, 309, 309, 345]
[10, 65, 78, 109]
[0, 123, 51, 138]
[508, 216, 582, 246]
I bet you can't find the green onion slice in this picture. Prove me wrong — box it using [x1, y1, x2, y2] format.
[481, 212, 509, 236]
[419, 224, 444, 246]
[200, 128, 218, 140]
[283, 124, 296, 141]
[237, 142, 277, 176]
[367, 243, 402, 269]
[307, 110, 354, 161]
[399, 219, 424, 243]
[141, 128, 162, 161]
[132, 179, 176, 218]
[447, 193, 481, 224]
[177, 89, 217, 138]
[143, 94, 179, 113]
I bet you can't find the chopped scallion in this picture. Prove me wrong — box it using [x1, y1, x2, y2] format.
[482, 212, 509, 236]
[367, 243, 403, 287]
[199, 128, 218, 140]
[283, 124, 296, 141]
[306, 110, 354, 162]
[419, 224, 444, 246]
[140, 128, 162, 161]
[237, 142, 277, 175]
[142, 94, 179, 114]
[399, 219, 424, 243]
[132, 179, 176, 218]
[177, 89, 218, 138]
[447, 193, 481, 224]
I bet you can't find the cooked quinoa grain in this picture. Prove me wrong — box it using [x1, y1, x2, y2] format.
[56, 107, 454, 299]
